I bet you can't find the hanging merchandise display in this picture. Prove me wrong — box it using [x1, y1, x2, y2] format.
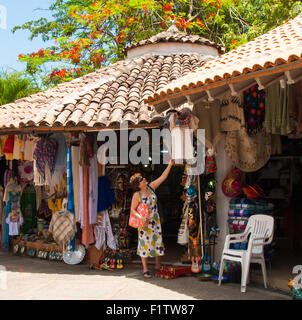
[199, 154, 219, 275]
[220, 92, 244, 132]
[225, 127, 271, 172]
[3, 176, 22, 248]
[192, 99, 221, 150]
[20, 184, 37, 234]
[243, 84, 266, 135]
[18, 161, 34, 184]
[48, 199, 77, 250]
[264, 81, 292, 136]
[221, 168, 243, 198]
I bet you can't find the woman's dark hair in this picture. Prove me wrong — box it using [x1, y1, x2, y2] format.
[129, 173, 142, 192]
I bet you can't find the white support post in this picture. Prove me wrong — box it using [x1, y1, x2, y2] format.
[215, 137, 234, 262]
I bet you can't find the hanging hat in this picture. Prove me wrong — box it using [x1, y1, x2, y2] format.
[222, 168, 243, 198]
[225, 127, 271, 172]
[243, 184, 264, 199]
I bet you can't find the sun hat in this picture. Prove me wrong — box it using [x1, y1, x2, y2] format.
[222, 168, 243, 198]
[243, 184, 264, 199]
[225, 127, 271, 172]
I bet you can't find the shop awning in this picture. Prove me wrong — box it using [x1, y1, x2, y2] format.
[145, 14, 302, 113]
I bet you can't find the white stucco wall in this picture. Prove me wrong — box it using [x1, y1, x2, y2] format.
[127, 42, 219, 59]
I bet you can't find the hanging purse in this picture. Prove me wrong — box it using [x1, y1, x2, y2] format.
[128, 193, 149, 228]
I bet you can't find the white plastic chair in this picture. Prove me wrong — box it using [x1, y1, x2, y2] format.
[218, 214, 274, 293]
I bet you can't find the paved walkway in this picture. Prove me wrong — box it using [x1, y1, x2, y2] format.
[0, 253, 291, 300]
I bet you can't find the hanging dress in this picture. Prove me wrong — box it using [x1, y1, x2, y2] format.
[137, 186, 165, 258]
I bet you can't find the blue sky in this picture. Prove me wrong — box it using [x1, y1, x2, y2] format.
[0, 0, 54, 72]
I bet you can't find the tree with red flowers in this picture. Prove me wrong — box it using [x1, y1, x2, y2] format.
[13, 0, 301, 87]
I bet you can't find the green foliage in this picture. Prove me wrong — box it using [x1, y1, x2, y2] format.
[13, 0, 302, 87]
[0, 70, 40, 106]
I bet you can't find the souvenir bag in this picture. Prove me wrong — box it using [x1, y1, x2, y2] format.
[128, 194, 149, 228]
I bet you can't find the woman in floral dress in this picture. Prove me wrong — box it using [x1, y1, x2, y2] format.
[130, 161, 174, 278]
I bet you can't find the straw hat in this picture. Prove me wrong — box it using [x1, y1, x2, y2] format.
[222, 168, 243, 198]
[225, 127, 271, 172]
[243, 184, 264, 199]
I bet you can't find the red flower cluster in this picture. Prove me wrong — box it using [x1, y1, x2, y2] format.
[164, 3, 174, 12]
[176, 18, 191, 29]
[50, 69, 67, 79]
[49, 67, 83, 80]
[117, 31, 126, 43]
[91, 53, 104, 66]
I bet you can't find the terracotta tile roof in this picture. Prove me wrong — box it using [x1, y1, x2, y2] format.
[125, 26, 224, 54]
[146, 14, 302, 105]
[0, 53, 208, 131]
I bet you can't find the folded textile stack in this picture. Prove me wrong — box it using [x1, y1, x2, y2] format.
[228, 198, 274, 250]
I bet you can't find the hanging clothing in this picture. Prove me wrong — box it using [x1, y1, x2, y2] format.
[89, 155, 98, 225]
[51, 133, 66, 167]
[48, 198, 62, 214]
[3, 180, 22, 246]
[192, 99, 221, 150]
[137, 186, 165, 258]
[24, 135, 39, 161]
[0, 185, 3, 248]
[80, 166, 94, 246]
[71, 146, 80, 222]
[13, 135, 23, 160]
[67, 147, 75, 251]
[3, 135, 14, 160]
[33, 137, 57, 179]
[20, 184, 36, 234]
[37, 200, 52, 223]
[169, 109, 199, 162]
[97, 176, 115, 213]
[264, 81, 291, 135]
[79, 133, 90, 167]
[18, 161, 34, 184]
[49, 209, 77, 247]
[93, 210, 116, 250]
[288, 80, 302, 134]
[6, 211, 23, 236]
[220, 93, 245, 131]
[243, 85, 266, 135]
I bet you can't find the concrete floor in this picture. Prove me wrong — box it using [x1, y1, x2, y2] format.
[0, 252, 291, 300]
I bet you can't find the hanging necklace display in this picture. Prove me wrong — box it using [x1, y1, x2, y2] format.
[200, 152, 219, 274]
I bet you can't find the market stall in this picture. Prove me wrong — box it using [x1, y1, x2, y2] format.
[145, 15, 302, 291]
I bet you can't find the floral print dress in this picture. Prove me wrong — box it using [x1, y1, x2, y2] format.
[137, 187, 165, 258]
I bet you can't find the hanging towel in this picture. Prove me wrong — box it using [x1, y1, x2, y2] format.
[89, 155, 98, 225]
[33, 137, 57, 179]
[81, 166, 94, 246]
[97, 176, 115, 213]
[93, 210, 116, 250]
[67, 147, 75, 251]
[192, 99, 221, 149]
[71, 146, 80, 222]
[264, 81, 291, 135]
